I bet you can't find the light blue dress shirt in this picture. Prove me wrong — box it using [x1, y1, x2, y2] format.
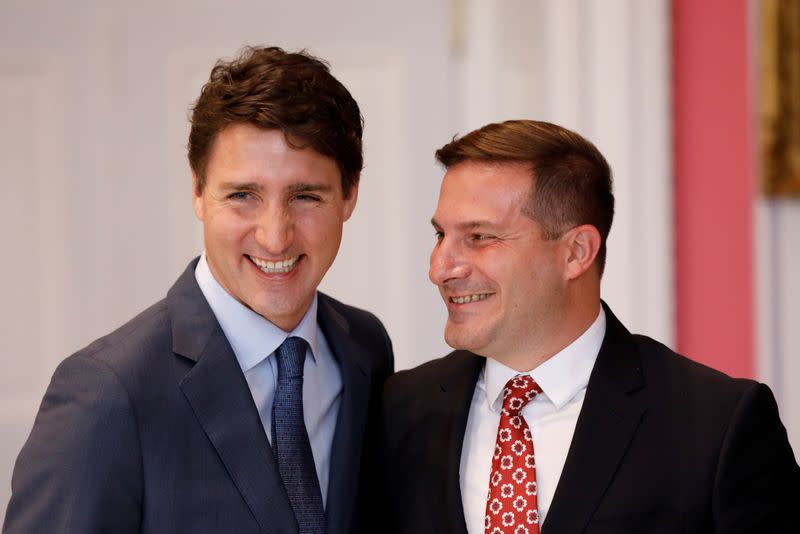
[195, 253, 342, 506]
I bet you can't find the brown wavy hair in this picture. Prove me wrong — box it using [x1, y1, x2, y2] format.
[436, 120, 614, 276]
[188, 46, 363, 196]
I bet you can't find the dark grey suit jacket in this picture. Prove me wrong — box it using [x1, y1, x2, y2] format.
[3, 258, 394, 534]
[381, 303, 799, 533]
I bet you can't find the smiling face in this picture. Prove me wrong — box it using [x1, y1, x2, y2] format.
[193, 123, 357, 331]
[429, 161, 572, 368]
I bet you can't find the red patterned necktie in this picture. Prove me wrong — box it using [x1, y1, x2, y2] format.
[484, 374, 542, 534]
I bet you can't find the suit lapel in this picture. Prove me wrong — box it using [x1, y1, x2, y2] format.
[317, 294, 372, 534]
[543, 304, 647, 534]
[431, 351, 485, 534]
[167, 260, 297, 534]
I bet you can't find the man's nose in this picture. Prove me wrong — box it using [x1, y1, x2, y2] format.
[429, 238, 470, 285]
[254, 204, 293, 254]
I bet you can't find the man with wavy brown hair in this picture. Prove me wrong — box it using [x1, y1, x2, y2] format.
[4, 46, 393, 534]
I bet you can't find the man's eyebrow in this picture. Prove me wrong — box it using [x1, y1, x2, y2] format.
[219, 181, 262, 191]
[286, 182, 334, 193]
[430, 218, 494, 230]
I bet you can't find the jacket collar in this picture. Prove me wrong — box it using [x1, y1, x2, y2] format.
[542, 302, 646, 533]
[167, 259, 298, 533]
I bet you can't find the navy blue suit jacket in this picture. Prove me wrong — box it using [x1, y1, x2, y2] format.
[4, 259, 394, 534]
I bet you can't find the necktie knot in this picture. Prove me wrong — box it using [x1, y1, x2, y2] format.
[276, 336, 307, 379]
[502, 374, 541, 416]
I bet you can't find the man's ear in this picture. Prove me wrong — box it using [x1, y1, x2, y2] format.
[342, 182, 359, 222]
[192, 172, 204, 221]
[562, 224, 601, 280]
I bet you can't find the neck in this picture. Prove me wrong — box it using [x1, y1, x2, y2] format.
[502, 297, 601, 373]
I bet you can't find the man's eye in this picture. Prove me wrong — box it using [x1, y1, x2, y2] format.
[471, 234, 494, 242]
[434, 231, 444, 241]
[228, 192, 252, 201]
[293, 193, 321, 202]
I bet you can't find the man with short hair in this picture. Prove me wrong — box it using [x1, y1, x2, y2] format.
[4, 46, 393, 534]
[381, 120, 798, 533]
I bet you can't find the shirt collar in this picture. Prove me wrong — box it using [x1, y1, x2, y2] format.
[194, 252, 320, 372]
[484, 307, 606, 412]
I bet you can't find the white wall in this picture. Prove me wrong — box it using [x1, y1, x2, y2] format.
[456, 0, 673, 345]
[756, 201, 800, 454]
[0, 0, 676, 518]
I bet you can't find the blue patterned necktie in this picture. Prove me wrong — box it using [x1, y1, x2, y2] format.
[271, 336, 326, 534]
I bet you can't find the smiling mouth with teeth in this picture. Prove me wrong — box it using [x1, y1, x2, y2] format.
[248, 254, 300, 274]
[450, 293, 491, 304]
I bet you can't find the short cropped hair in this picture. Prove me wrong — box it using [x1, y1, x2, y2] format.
[188, 46, 363, 196]
[436, 120, 614, 275]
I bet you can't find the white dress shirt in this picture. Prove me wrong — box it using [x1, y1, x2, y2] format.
[460, 309, 606, 533]
[195, 253, 342, 506]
